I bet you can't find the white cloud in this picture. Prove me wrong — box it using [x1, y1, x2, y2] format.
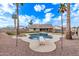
[0, 3, 16, 28]
[19, 15, 41, 27]
[34, 4, 45, 12]
[52, 3, 59, 5]
[66, 3, 79, 27]
[34, 19, 41, 24]
[19, 15, 32, 27]
[44, 8, 53, 13]
[0, 15, 14, 28]
[0, 3, 15, 15]
[53, 12, 66, 21]
[51, 12, 67, 26]
[52, 16, 62, 26]
[53, 16, 61, 21]
[45, 13, 54, 17]
[0, 24, 8, 28]
[42, 13, 54, 23]
[0, 14, 40, 28]
[1, 3, 79, 28]
[71, 3, 79, 12]
[19, 13, 55, 25]
[18, 13, 55, 26]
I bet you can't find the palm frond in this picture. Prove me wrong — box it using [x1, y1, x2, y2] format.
[58, 3, 67, 13]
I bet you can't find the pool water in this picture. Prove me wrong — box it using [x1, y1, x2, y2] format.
[29, 33, 53, 40]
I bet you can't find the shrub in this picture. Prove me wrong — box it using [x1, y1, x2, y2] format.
[6, 32, 16, 35]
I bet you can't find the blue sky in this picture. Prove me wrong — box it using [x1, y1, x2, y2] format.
[0, 3, 79, 28]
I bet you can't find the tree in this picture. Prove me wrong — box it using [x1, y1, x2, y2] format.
[58, 3, 67, 54]
[29, 19, 33, 26]
[14, 3, 23, 46]
[59, 3, 67, 36]
[66, 3, 72, 39]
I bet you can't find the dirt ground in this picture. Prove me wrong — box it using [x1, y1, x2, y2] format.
[0, 33, 79, 56]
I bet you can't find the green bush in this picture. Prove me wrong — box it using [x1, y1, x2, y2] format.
[6, 32, 16, 35]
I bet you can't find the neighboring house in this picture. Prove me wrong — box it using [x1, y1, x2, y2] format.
[28, 24, 53, 32]
[53, 26, 62, 33]
[53, 26, 66, 33]
[71, 27, 78, 35]
[71, 27, 76, 32]
[71, 27, 79, 36]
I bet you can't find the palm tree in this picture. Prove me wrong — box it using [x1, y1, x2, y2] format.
[66, 3, 72, 39]
[14, 3, 23, 46]
[58, 3, 67, 54]
[29, 19, 33, 26]
[14, 3, 19, 46]
[59, 3, 67, 36]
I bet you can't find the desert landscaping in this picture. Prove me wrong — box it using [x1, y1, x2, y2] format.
[0, 32, 79, 56]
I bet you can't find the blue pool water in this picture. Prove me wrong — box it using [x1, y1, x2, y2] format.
[29, 33, 53, 40]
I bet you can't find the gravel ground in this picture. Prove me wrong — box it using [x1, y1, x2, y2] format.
[0, 33, 79, 56]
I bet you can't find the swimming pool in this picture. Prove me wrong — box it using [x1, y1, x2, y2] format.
[29, 33, 53, 40]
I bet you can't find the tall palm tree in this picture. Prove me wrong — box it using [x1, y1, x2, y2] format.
[59, 3, 67, 35]
[66, 3, 72, 39]
[58, 3, 67, 54]
[14, 3, 23, 46]
[15, 3, 19, 46]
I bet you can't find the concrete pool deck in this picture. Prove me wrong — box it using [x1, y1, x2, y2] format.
[29, 40, 56, 52]
[13, 33, 61, 52]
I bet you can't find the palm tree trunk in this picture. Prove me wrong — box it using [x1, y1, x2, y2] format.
[14, 19, 16, 29]
[61, 13, 63, 37]
[66, 3, 72, 39]
[16, 3, 19, 46]
[60, 13, 63, 55]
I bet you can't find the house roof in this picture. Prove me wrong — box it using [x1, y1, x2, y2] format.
[53, 26, 66, 30]
[28, 24, 53, 28]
